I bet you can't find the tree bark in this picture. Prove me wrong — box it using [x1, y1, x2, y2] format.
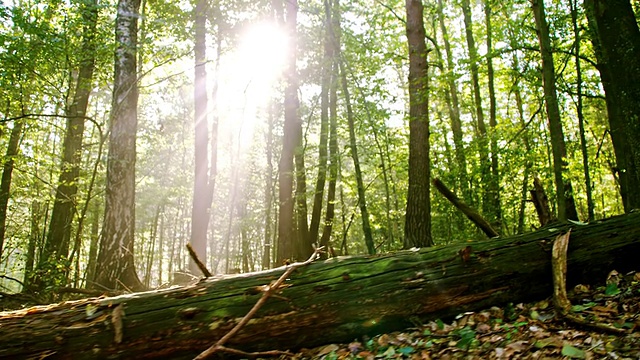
[404, 0, 432, 248]
[1, 212, 639, 359]
[320, 0, 339, 255]
[190, 0, 213, 275]
[94, 0, 144, 292]
[309, 0, 332, 247]
[532, 0, 579, 222]
[569, 0, 594, 222]
[461, 0, 493, 225]
[276, 0, 299, 263]
[584, 0, 640, 213]
[0, 119, 24, 260]
[37, 0, 99, 290]
[484, 0, 502, 231]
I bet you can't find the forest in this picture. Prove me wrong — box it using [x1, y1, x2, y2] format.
[1, 0, 640, 324]
[1, 0, 640, 357]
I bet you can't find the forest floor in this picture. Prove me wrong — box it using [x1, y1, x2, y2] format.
[294, 270, 640, 360]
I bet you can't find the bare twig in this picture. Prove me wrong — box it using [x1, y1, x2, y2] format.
[186, 243, 212, 278]
[194, 247, 325, 360]
[0, 275, 27, 289]
[212, 345, 294, 358]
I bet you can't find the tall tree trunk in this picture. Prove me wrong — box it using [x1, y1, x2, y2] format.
[190, 0, 213, 275]
[24, 200, 42, 286]
[532, 0, 579, 221]
[156, 206, 165, 284]
[276, 0, 300, 263]
[570, 0, 594, 221]
[484, 0, 502, 230]
[94, 0, 144, 291]
[294, 140, 311, 260]
[437, 0, 471, 207]
[461, 0, 492, 223]
[404, 0, 433, 248]
[320, 0, 340, 254]
[309, 0, 333, 248]
[584, 0, 640, 213]
[84, 200, 100, 287]
[511, 63, 532, 234]
[338, 59, 376, 254]
[263, 100, 275, 269]
[0, 120, 24, 260]
[144, 205, 161, 287]
[207, 23, 221, 272]
[40, 0, 98, 278]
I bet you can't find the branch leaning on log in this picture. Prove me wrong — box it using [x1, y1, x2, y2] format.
[0, 213, 639, 359]
[432, 178, 499, 238]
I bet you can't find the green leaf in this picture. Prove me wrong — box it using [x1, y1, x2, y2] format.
[530, 310, 539, 320]
[571, 304, 589, 312]
[324, 351, 338, 360]
[455, 327, 476, 349]
[366, 338, 375, 350]
[605, 283, 620, 296]
[561, 344, 586, 359]
[382, 346, 396, 357]
[398, 346, 414, 355]
[436, 319, 445, 330]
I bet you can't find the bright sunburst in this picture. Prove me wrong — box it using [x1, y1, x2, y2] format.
[217, 21, 288, 148]
[236, 21, 288, 97]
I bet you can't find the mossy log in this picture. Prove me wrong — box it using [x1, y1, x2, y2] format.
[1, 213, 639, 359]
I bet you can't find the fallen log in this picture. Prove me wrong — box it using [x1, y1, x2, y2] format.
[1, 212, 639, 359]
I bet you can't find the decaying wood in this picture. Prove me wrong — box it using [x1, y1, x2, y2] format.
[432, 178, 499, 238]
[531, 176, 555, 226]
[1, 212, 639, 359]
[551, 230, 626, 334]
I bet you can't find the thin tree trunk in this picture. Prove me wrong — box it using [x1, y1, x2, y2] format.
[71, 122, 106, 287]
[309, 0, 333, 247]
[532, 0, 579, 222]
[0, 120, 24, 259]
[461, 0, 493, 224]
[404, 0, 433, 248]
[294, 140, 311, 260]
[144, 205, 161, 287]
[276, 0, 299, 263]
[94, 0, 144, 291]
[84, 201, 100, 287]
[338, 61, 375, 255]
[320, 0, 340, 254]
[24, 201, 42, 287]
[437, 0, 471, 206]
[156, 206, 164, 284]
[40, 0, 98, 280]
[513, 76, 532, 234]
[208, 21, 221, 272]
[484, 0, 501, 230]
[263, 100, 275, 269]
[570, 0, 594, 222]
